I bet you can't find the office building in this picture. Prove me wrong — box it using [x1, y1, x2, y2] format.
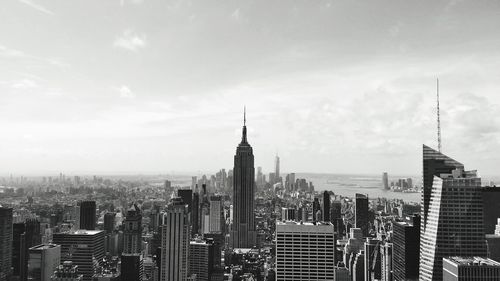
[231, 110, 257, 248]
[0, 207, 13, 281]
[323, 191, 330, 222]
[420, 165, 487, 281]
[177, 189, 193, 214]
[422, 144, 463, 226]
[352, 252, 365, 281]
[313, 197, 321, 222]
[274, 155, 280, 184]
[481, 186, 500, 234]
[189, 239, 215, 281]
[382, 172, 389, 190]
[192, 185, 200, 236]
[380, 243, 392, 281]
[443, 257, 500, 281]
[123, 204, 142, 254]
[121, 254, 143, 281]
[103, 213, 115, 234]
[392, 214, 420, 281]
[13, 219, 41, 281]
[79, 201, 96, 230]
[27, 244, 61, 281]
[334, 265, 349, 281]
[355, 193, 369, 237]
[209, 195, 223, 233]
[51, 261, 83, 281]
[52, 230, 105, 281]
[364, 238, 382, 281]
[276, 221, 335, 281]
[160, 197, 190, 281]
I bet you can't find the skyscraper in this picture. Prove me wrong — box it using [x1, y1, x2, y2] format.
[177, 189, 193, 214]
[323, 191, 330, 222]
[392, 214, 420, 281]
[355, 194, 369, 237]
[274, 154, 280, 184]
[161, 197, 190, 281]
[442, 257, 500, 281]
[123, 204, 142, 254]
[104, 212, 116, 234]
[28, 244, 61, 281]
[0, 207, 13, 281]
[382, 172, 389, 190]
[231, 109, 256, 249]
[422, 144, 463, 226]
[52, 230, 105, 281]
[420, 163, 487, 281]
[192, 185, 200, 236]
[481, 186, 500, 234]
[12, 219, 41, 281]
[79, 201, 96, 230]
[121, 254, 144, 281]
[209, 195, 223, 234]
[189, 239, 215, 281]
[276, 221, 335, 281]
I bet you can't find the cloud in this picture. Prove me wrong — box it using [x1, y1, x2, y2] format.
[0, 45, 25, 58]
[231, 8, 241, 21]
[115, 85, 136, 98]
[11, 79, 39, 89]
[113, 30, 147, 52]
[18, 0, 54, 15]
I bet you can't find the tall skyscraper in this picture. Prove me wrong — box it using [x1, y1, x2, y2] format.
[192, 185, 200, 236]
[121, 254, 144, 281]
[481, 186, 500, 234]
[123, 204, 142, 254]
[177, 189, 193, 214]
[442, 257, 500, 281]
[209, 195, 223, 233]
[392, 214, 420, 281]
[231, 110, 256, 249]
[104, 212, 116, 234]
[52, 230, 105, 281]
[189, 239, 215, 281]
[364, 238, 382, 281]
[28, 244, 61, 281]
[382, 172, 389, 190]
[420, 163, 487, 281]
[276, 221, 335, 281]
[323, 191, 330, 222]
[355, 193, 369, 237]
[422, 144, 463, 226]
[12, 218, 40, 281]
[274, 154, 280, 184]
[79, 201, 96, 230]
[0, 207, 13, 281]
[161, 197, 190, 281]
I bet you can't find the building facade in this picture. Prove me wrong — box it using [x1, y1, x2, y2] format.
[28, 244, 61, 281]
[443, 257, 500, 281]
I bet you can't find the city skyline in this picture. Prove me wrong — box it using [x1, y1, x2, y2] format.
[2, 1, 500, 175]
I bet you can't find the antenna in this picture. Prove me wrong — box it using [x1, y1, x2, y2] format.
[437, 78, 442, 152]
[244, 106, 246, 126]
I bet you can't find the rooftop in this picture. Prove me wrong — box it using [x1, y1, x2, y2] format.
[30, 244, 60, 250]
[445, 257, 500, 267]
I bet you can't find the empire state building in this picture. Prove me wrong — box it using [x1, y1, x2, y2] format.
[231, 109, 257, 248]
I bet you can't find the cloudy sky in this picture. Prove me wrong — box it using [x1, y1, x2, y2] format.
[1, 0, 500, 176]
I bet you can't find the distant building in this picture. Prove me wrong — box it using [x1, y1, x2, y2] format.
[79, 201, 96, 230]
[443, 257, 500, 281]
[28, 244, 61, 281]
[160, 197, 190, 281]
[392, 214, 420, 281]
[177, 189, 193, 214]
[276, 221, 335, 281]
[51, 261, 83, 281]
[355, 194, 369, 237]
[52, 230, 105, 281]
[382, 172, 389, 190]
[123, 204, 142, 254]
[103, 213, 115, 234]
[274, 155, 280, 185]
[192, 185, 200, 236]
[420, 154, 487, 281]
[0, 207, 13, 281]
[323, 191, 330, 222]
[209, 195, 223, 233]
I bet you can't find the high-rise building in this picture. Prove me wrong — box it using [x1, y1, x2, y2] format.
[52, 230, 105, 281]
[352, 251, 365, 281]
[28, 244, 61, 281]
[160, 197, 190, 281]
[392, 214, 420, 281]
[79, 201, 96, 230]
[209, 195, 223, 233]
[422, 144, 463, 226]
[380, 243, 393, 281]
[192, 186, 200, 236]
[355, 193, 369, 237]
[442, 257, 500, 281]
[177, 189, 193, 214]
[51, 261, 83, 281]
[121, 254, 144, 281]
[274, 155, 280, 184]
[313, 197, 321, 222]
[189, 239, 215, 281]
[323, 191, 330, 222]
[123, 204, 142, 254]
[382, 172, 389, 190]
[0, 207, 13, 281]
[12, 218, 41, 281]
[276, 221, 335, 281]
[420, 163, 487, 281]
[364, 238, 382, 281]
[103, 212, 116, 234]
[231, 111, 256, 249]
[481, 186, 500, 234]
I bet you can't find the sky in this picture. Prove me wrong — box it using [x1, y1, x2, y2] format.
[1, 0, 500, 176]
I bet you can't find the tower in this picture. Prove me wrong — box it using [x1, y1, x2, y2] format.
[0, 207, 13, 281]
[231, 108, 257, 248]
[123, 204, 142, 254]
[79, 201, 96, 230]
[355, 194, 369, 237]
[274, 154, 280, 185]
[323, 191, 331, 222]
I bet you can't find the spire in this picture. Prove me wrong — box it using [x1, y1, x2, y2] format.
[437, 78, 442, 152]
[241, 106, 248, 144]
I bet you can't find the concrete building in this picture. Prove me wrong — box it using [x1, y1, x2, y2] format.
[189, 239, 215, 281]
[0, 207, 13, 281]
[355, 194, 369, 237]
[276, 221, 335, 281]
[443, 257, 500, 281]
[393, 214, 420, 281]
[121, 254, 143, 281]
[123, 204, 142, 254]
[209, 195, 223, 233]
[28, 244, 61, 281]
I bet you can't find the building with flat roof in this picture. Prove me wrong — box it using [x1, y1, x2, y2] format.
[276, 221, 335, 281]
[443, 257, 500, 281]
[28, 244, 61, 281]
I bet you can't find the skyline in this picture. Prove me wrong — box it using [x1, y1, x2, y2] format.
[2, 1, 500, 175]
